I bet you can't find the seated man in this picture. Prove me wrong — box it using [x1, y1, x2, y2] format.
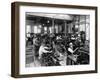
[38, 41, 52, 60]
[38, 39, 53, 66]
[67, 42, 78, 63]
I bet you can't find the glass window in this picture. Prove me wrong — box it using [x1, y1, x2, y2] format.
[26, 25, 31, 33]
[34, 26, 38, 33]
[79, 24, 85, 31]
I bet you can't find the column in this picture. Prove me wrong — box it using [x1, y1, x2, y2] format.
[52, 19, 55, 33]
[64, 20, 67, 36]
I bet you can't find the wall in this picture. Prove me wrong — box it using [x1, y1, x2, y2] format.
[0, 0, 100, 80]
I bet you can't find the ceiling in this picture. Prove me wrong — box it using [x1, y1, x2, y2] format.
[26, 12, 74, 21]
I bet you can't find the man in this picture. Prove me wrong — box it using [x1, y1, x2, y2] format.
[38, 41, 52, 60]
[38, 39, 53, 66]
[67, 42, 78, 65]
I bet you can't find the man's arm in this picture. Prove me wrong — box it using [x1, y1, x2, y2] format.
[42, 47, 52, 53]
[68, 48, 74, 54]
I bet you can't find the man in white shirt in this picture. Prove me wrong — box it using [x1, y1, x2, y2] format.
[67, 42, 78, 62]
[38, 40, 52, 60]
[38, 44, 52, 60]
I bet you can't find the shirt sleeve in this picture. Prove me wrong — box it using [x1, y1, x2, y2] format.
[68, 48, 74, 53]
[42, 47, 52, 53]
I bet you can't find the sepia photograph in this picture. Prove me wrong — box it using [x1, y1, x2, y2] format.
[25, 12, 90, 67]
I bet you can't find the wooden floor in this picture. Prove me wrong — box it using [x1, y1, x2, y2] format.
[26, 58, 41, 67]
